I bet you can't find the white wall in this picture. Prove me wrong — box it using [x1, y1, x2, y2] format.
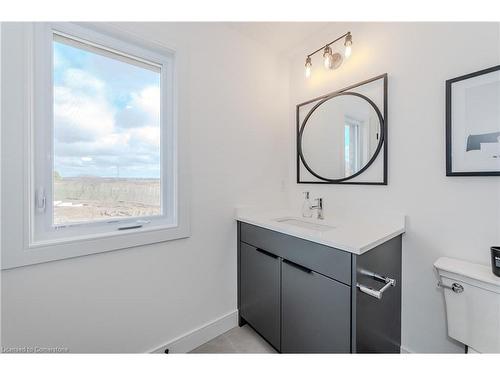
[286, 22, 500, 353]
[0, 22, 289, 353]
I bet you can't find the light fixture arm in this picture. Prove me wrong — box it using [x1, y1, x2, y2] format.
[306, 32, 351, 58]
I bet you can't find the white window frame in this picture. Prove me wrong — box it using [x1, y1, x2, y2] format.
[344, 116, 363, 175]
[1, 23, 190, 269]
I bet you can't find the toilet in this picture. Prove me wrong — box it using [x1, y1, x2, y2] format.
[434, 257, 500, 353]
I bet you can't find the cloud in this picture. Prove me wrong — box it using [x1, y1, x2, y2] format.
[131, 126, 160, 147]
[115, 86, 160, 129]
[53, 66, 161, 178]
[133, 86, 160, 118]
[54, 69, 114, 143]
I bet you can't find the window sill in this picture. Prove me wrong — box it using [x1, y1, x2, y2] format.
[30, 221, 179, 248]
[2, 222, 190, 270]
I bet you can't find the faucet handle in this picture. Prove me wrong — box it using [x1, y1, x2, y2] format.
[314, 197, 323, 207]
[303, 191, 310, 199]
[314, 197, 324, 220]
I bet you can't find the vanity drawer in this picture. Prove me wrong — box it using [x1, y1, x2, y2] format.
[240, 222, 351, 285]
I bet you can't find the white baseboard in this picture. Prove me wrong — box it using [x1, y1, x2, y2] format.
[400, 345, 413, 353]
[149, 310, 238, 354]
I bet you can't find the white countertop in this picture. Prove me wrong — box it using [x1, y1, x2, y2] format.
[235, 208, 405, 255]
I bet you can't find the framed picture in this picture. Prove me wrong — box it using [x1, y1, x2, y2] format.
[446, 65, 500, 176]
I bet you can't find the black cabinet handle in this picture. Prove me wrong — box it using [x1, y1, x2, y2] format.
[256, 248, 278, 259]
[283, 259, 312, 274]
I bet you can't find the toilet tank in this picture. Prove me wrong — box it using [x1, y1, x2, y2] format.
[434, 257, 500, 353]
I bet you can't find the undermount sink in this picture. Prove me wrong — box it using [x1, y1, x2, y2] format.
[274, 217, 334, 232]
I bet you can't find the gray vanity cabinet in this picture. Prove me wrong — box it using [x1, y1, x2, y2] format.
[237, 221, 403, 353]
[281, 260, 351, 353]
[240, 242, 281, 350]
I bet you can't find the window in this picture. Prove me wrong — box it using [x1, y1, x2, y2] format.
[31, 23, 180, 246]
[344, 117, 362, 176]
[52, 34, 162, 226]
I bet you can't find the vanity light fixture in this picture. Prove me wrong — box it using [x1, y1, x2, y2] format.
[304, 31, 352, 79]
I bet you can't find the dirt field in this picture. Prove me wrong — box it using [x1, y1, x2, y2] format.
[53, 177, 161, 225]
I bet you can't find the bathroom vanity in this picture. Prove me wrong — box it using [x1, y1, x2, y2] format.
[236, 210, 405, 353]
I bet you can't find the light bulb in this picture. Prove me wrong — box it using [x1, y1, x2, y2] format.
[323, 45, 333, 69]
[345, 45, 352, 58]
[324, 55, 332, 69]
[304, 56, 312, 78]
[305, 65, 311, 78]
[344, 33, 353, 59]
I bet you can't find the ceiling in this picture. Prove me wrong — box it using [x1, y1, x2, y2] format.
[226, 22, 332, 55]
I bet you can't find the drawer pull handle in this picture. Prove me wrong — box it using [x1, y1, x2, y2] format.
[255, 248, 278, 259]
[357, 270, 396, 300]
[283, 259, 312, 274]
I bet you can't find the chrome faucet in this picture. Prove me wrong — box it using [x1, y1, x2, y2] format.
[310, 197, 324, 220]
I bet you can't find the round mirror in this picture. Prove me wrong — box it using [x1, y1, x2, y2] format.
[299, 92, 384, 182]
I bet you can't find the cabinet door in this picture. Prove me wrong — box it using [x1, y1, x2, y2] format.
[281, 260, 351, 353]
[240, 243, 281, 350]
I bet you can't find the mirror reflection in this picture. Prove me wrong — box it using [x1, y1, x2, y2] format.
[300, 94, 382, 180]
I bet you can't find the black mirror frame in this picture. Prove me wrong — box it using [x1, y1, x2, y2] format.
[296, 73, 388, 185]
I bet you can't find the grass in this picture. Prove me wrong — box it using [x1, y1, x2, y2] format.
[53, 177, 161, 225]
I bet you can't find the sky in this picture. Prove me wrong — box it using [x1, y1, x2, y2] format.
[53, 39, 161, 179]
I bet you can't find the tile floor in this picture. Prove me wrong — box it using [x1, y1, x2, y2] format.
[190, 325, 277, 353]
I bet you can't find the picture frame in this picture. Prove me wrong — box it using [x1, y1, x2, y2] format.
[446, 65, 500, 176]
